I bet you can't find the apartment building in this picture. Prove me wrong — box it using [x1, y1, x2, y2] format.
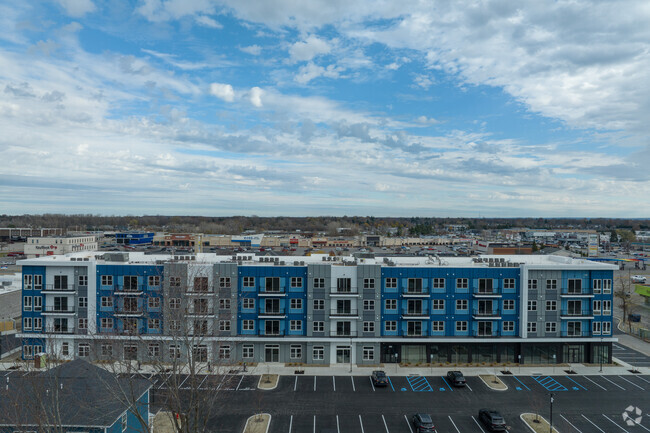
[17, 252, 617, 366]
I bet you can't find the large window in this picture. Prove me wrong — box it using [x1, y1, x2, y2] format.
[567, 279, 582, 294]
[336, 278, 352, 293]
[193, 277, 209, 292]
[407, 321, 423, 336]
[123, 276, 138, 292]
[265, 277, 280, 292]
[407, 278, 423, 293]
[478, 279, 493, 294]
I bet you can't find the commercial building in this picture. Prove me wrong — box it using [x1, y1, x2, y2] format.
[115, 232, 155, 245]
[17, 252, 616, 366]
[23, 235, 98, 258]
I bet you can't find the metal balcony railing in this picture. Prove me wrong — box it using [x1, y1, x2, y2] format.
[473, 330, 500, 337]
[43, 284, 75, 292]
[472, 308, 501, 317]
[561, 331, 591, 337]
[329, 330, 358, 337]
[42, 305, 76, 313]
[329, 309, 359, 316]
[560, 309, 593, 317]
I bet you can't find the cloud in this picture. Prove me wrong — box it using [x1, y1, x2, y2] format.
[239, 45, 262, 55]
[4, 82, 36, 98]
[209, 83, 235, 102]
[289, 35, 332, 62]
[249, 86, 263, 107]
[195, 15, 222, 28]
[294, 62, 342, 84]
[55, 0, 96, 17]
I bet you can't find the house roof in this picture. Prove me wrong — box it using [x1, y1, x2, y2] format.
[0, 359, 151, 428]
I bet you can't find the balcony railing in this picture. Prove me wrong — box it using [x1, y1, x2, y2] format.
[329, 309, 358, 317]
[401, 309, 428, 317]
[42, 305, 76, 314]
[402, 288, 429, 296]
[560, 309, 593, 317]
[185, 288, 214, 295]
[472, 288, 501, 296]
[403, 332, 429, 337]
[186, 307, 215, 316]
[258, 288, 286, 296]
[560, 289, 593, 296]
[473, 330, 500, 337]
[329, 330, 358, 337]
[114, 306, 144, 317]
[472, 308, 501, 317]
[258, 308, 285, 316]
[259, 331, 285, 336]
[113, 285, 146, 295]
[44, 327, 74, 334]
[561, 331, 591, 337]
[330, 289, 359, 295]
[43, 284, 75, 292]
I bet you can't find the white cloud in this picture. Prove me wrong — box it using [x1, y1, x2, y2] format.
[249, 86, 263, 107]
[294, 62, 342, 84]
[239, 45, 262, 55]
[55, 0, 96, 17]
[195, 15, 222, 28]
[209, 82, 235, 102]
[289, 35, 332, 62]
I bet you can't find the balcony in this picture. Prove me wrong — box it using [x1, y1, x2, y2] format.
[560, 289, 593, 298]
[561, 331, 591, 338]
[472, 308, 501, 318]
[186, 307, 215, 316]
[330, 289, 359, 297]
[473, 330, 500, 337]
[472, 288, 501, 297]
[185, 288, 214, 296]
[560, 309, 594, 319]
[113, 285, 145, 295]
[329, 330, 358, 337]
[258, 308, 286, 318]
[401, 309, 429, 318]
[43, 326, 74, 334]
[41, 306, 76, 315]
[258, 289, 286, 297]
[401, 288, 429, 297]
[114, 306, 144, 317]
[403, 332, 429, 337]
[259, 331, 286, 337]
[42, 284, 75, 293]
[329, 309, 359, 317]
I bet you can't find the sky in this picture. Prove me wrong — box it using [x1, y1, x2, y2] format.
[1, 0, 649, 218]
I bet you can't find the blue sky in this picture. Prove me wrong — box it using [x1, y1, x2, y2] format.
[1, 0, 649, 217]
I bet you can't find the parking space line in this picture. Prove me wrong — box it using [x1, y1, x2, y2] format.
[581, 415, 606, 433]
[289, 415, 293, 433]
[236, 375, 244, 390]
[618, 375, 645, 390]
[294, 376, 298, 391]
[178, 375, 189, 389]
[600, 376, 625, 390]
[440, 376, 454, 391]
[359, 415, 365, 433]
[313, 376, 316, 392]
[370, 376, 376, 392]
[472, 415, 487, 433]
[387, 376, 395, 392]
[448, 416, 461, 433]
[560, 414, 583, 432]
[336, 415, 340, 433]
[630, 417, 650, 432]
[565, 376, 587, 391]
[532, 376, 568, 392]
[602, 414, 630, 432]
[351, 376, 356, 392]
[333, 376, 336, 391]
[636, 376, 650, 384]
[382, 415, 390, 433]
[313, 415, 316, 433]
[406, 375, 433, 392]
[198, 375, 208, 389]
[512, 375, 531, 390]
[582, 376, 607, 390]
[404, 415, 414, 433]
[465, 382, 473, 391]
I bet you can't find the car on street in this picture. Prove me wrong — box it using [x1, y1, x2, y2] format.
[412, 413, 437, 433]
[446, 370, 466, 387]
[631, 275, 647, 283]
[371, 370, 388, 387]
[478, 409, 506, 432]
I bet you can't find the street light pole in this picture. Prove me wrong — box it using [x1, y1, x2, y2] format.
[599, 337, 603, 372]
[549, 393, 554, 433]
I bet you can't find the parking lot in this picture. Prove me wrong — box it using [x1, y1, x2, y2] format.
[613, 342, 650, 368]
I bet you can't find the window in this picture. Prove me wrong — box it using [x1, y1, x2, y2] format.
[169, 276, 181, 287]
[23, 296, 32, 311]
[432, 321, 444, 332]
[219, 320, 231, 331]
[219, 277, 231, 288]
[290, 277, 302, 288]
[169, 320, 181, 331]
[503, 299, 515, 310]
[243, 276, 255, 287]
[313, 321, 324, 332]
[24, 274, 32, 290]
[148, 319, 160, 330]
[78, 318, 88, 329]
[592, 279, 602, 294]
[455, 321, 468, 332]
[290, 298, 303, 310]
[593, 300, 601, 314]
[148, 297, 161, 309]
[33, 296, 42, 311]
[148, 343, 160, 358]
[243, 298, 255, 309]
[363, 321, 375, 332]
[23, 345, 34, 358]
[194, 277, 209, 292]
[478, 279, 493, 294]
[602, 300, 611, 315]
[100, 296, 113, 308]
[290, 345, 302, 359]
[77, 297, 87, 308]
[290, 320, 302, 331]
[23, 317, 32, 331]
[546, 322, 557, 333]
[546, 301, 557, 311]
[265, 277, 280, 292]
[101, 344, 113, 357]
[169, 298, 180, 309]
[503, 278, 515, 289]
[363, 347, 374, 361]
[432, 278, 445, 289]
[148, 275, 160, 286]
[456, 278, 468, 289]
[527, 322, 537, 333]
[166, 345, 180, 360]
[33, 317, 42, 331]
[592, 321, 601, 335]
[527, 300, 537, 311]
[219, 298, 231, 310]
[313, 299, 324, 310]
[385, 299, 397, 310]
[603, 279, 612, 293]
[456, 299, 468, 310]
[407, 321, 423, 336]
[363, 278, 375, 289]
[313, 278, 325, 288]
[528, 279, 538, 290]
[218, 346, 231, 359]
[243, 320, 255, 331]
[313, 346, 324, 360]
[503, 321, 514, 332]
[101, 275, 113, 286]
[567, 279, 582, 294]
[336, 278, 352, 293]
[407, 278, 423, 293]
[385, 278, 397, 288]
[432, 299, 445, 310]
[385, 321, 397, 332]
[78, 275, 88, 286]
[546, 279, 557, 290]
[603, 321, 611, 335]
[34, 275, 42, 290]
[101, 318, 113, 329]
[78, 343, 90, 357]
[61, 342, 69, 356]
[243, 345, 254, 358]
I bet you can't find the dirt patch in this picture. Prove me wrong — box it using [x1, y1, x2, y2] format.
[520, 413, 559, 433]
[153, 411, 177, 433]
[258, 374, 279, 390]
[478, 374, 507, 391]
[243, 413, 271, 433]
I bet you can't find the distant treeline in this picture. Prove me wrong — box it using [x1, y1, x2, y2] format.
[1, 214, 648, 236]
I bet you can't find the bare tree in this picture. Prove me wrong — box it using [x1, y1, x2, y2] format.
[614, 272, 636, 333]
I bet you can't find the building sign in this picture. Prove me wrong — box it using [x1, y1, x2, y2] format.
[588, 233, 599, 257]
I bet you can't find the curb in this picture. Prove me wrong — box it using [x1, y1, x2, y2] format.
[243, 413, 271, 433]
[520, 413, 558, 433]
[257, 374, 279, 390]
[478, 374, 508, 391]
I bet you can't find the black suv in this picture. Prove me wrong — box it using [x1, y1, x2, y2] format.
[412, 413, 437, 433]
[478, 409, 506, 432]
[371, 370, 388, 387]
[446, 370, 466, 387]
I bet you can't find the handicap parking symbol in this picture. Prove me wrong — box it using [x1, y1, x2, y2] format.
[439, 387, 446, 391]
[516, 387, 522, 391]
[401, 388, 407, 391]
[572, 386, 579, 390]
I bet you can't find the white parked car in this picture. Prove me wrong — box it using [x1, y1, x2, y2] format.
[631, 275, 647, 283]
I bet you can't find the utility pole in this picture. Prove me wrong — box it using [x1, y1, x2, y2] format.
[599, 337, 603, 372]
[549, 393, 554, 433]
